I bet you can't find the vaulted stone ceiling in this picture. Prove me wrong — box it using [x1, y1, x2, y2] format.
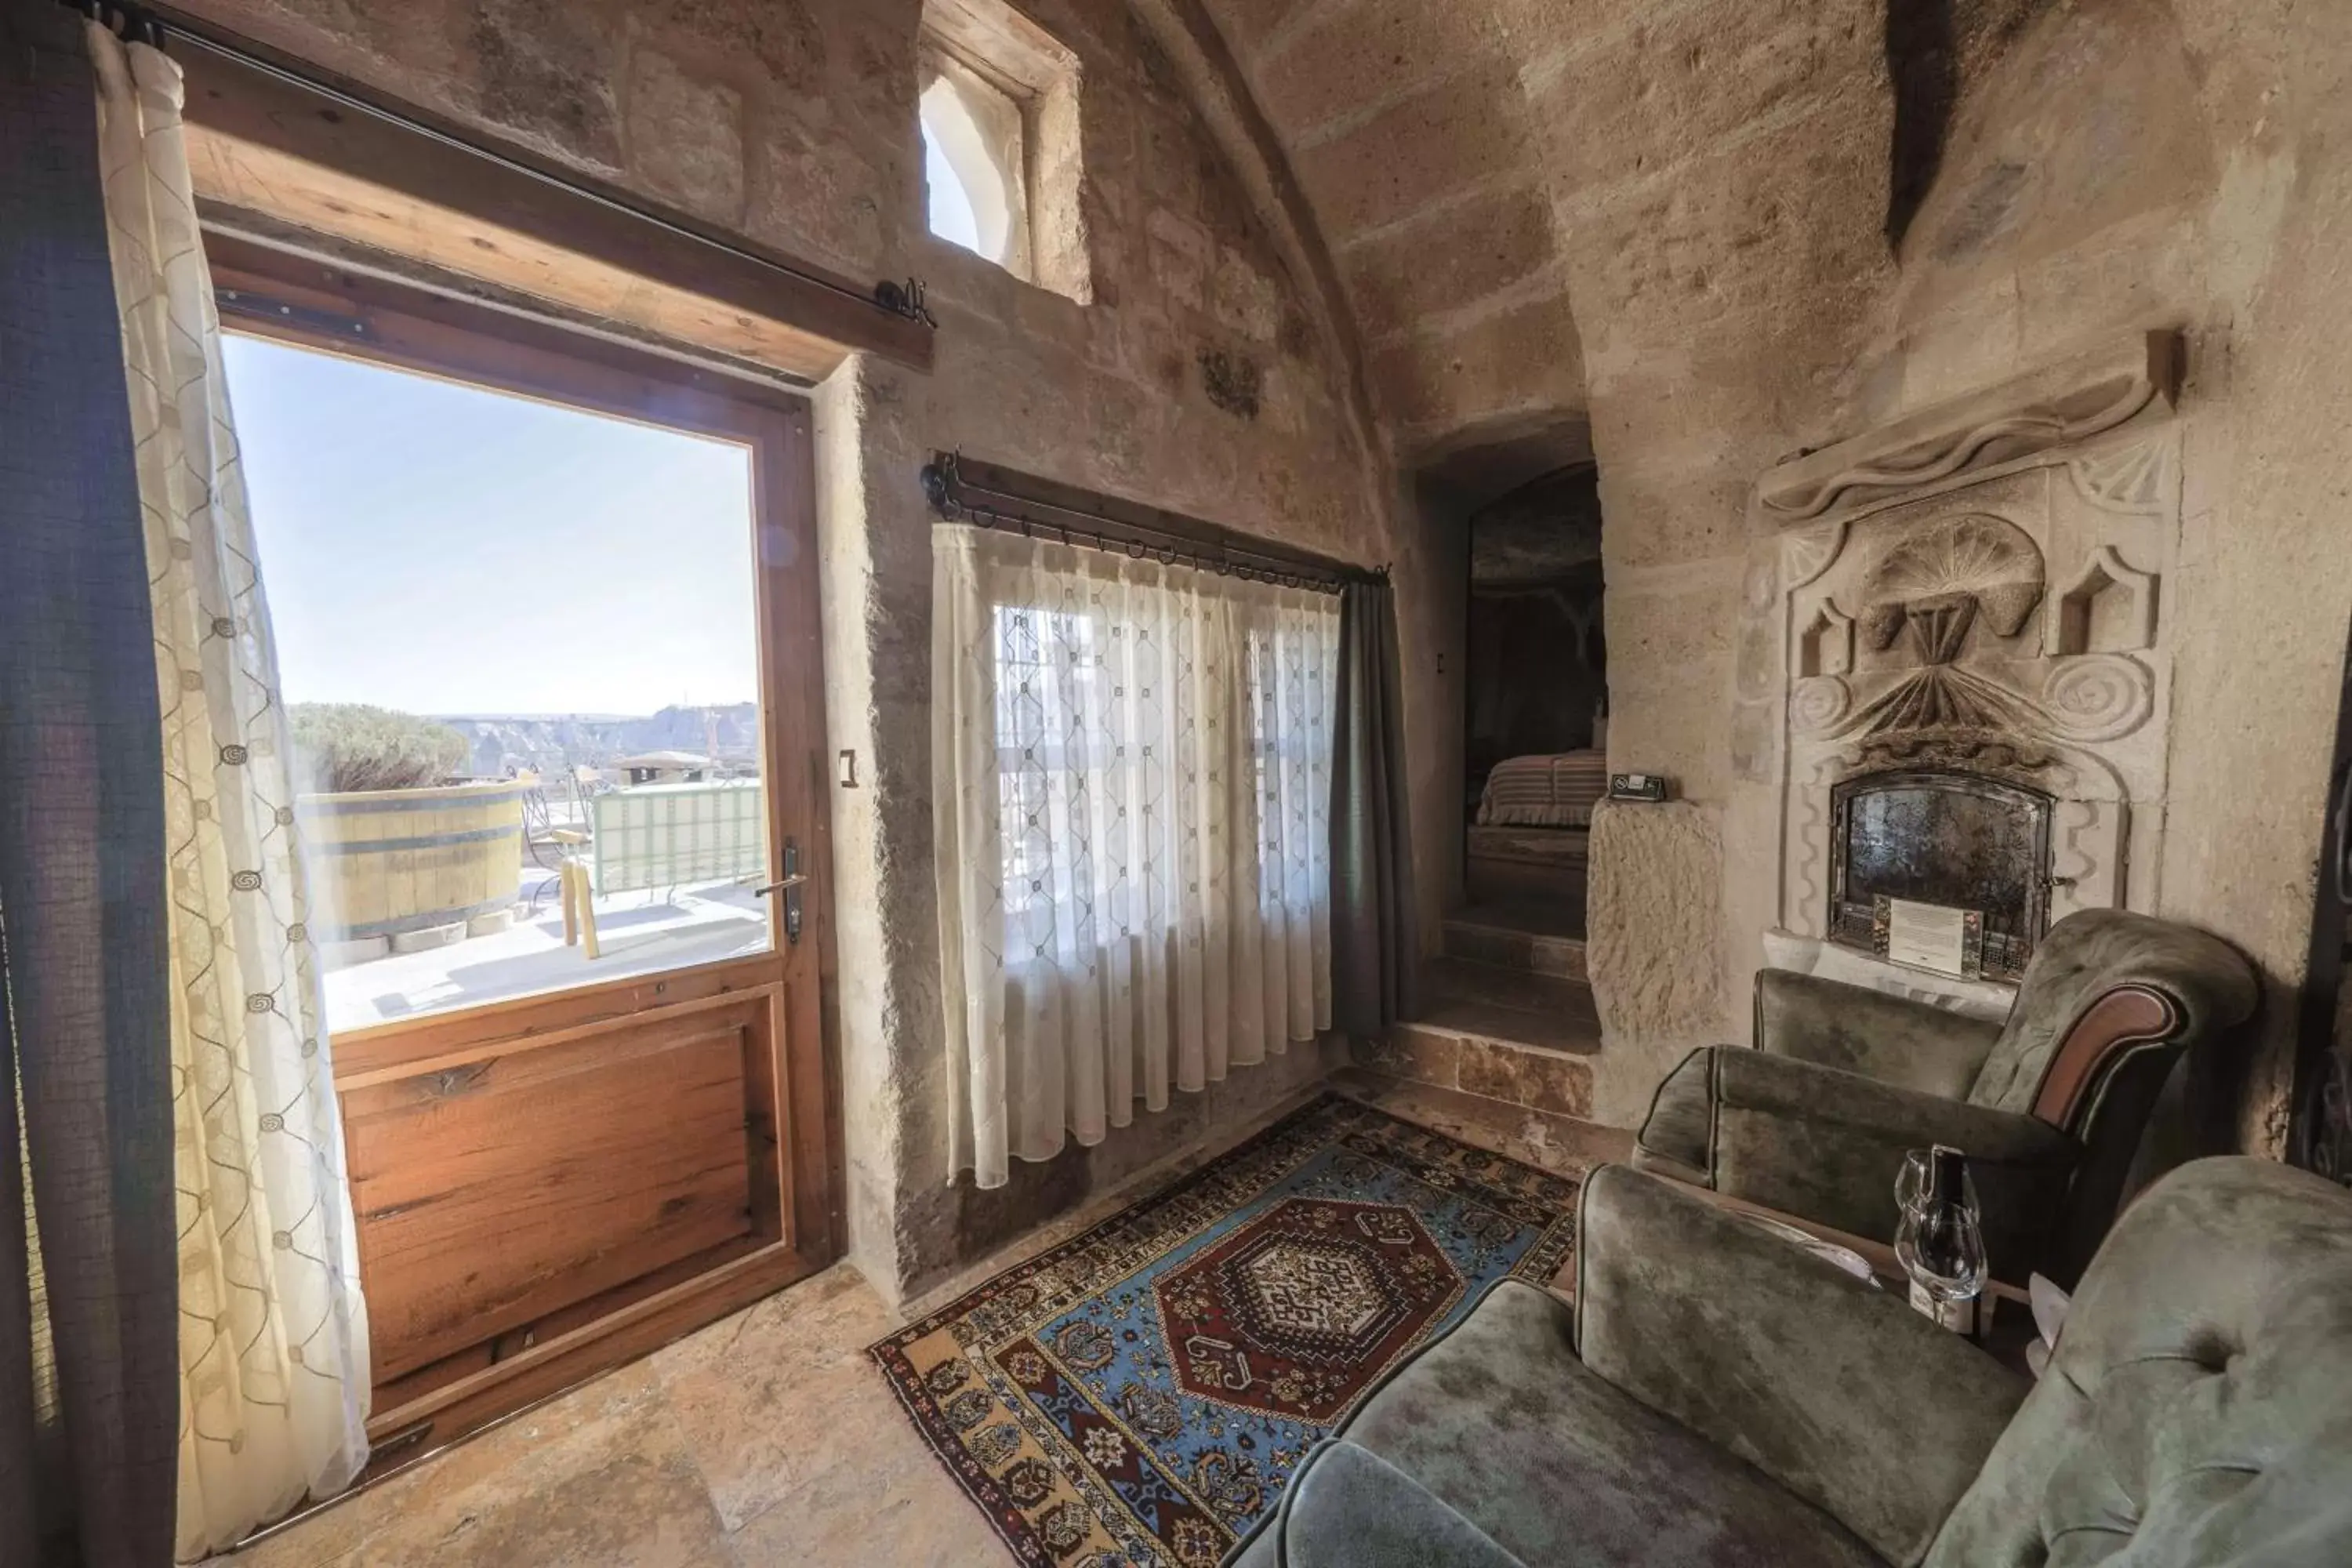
[1193, 0, 1902, 490]
[1197, 0, 1594, 472]
[1193, 2, 1562, 470]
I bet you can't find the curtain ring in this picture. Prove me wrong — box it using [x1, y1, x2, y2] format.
[1127, 540, 1148, 560]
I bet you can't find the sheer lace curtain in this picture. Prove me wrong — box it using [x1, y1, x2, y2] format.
[935, 527, 1341, 1188]
[89, 23, 373, 1558]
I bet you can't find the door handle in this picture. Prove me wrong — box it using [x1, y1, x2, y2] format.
[756, 839, 806, 945]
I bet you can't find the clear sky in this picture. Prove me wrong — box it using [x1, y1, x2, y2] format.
[923, 117, 982, 255]
[222, 332, 760, 717]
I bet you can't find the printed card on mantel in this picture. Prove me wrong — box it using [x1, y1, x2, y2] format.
[1871, 895, 1986, 979]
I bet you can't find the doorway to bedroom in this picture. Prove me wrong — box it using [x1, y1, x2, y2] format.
[1352, 456, 1606, 1138]
[1462, 463, 1606, 942]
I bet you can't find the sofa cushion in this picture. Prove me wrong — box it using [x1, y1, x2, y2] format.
[1332, 1279, 1885, 1567]
[1753, 969, 2003, 1098]
[1576, 1165, 2027, 1564]
[1711, 1047, 2078, 1269]
[1926, 1159, 2352, 1565]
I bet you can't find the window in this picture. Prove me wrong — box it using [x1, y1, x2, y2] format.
[920, 84, 988, 258]
[934, 524, 1340, 1186]
[918, 0, 1089, 301]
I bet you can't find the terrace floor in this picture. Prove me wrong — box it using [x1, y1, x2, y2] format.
[320, 869, 771, 1033]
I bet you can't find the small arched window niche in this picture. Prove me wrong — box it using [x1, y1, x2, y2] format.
[918, 0, 1089, 303]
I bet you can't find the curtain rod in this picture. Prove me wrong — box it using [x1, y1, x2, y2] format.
[67, 0, 937, 330]
[923, 453, 1381, 595]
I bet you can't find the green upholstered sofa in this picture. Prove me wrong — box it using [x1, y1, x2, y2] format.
[1631, 909, 2256, 1286]
[1227, 1157, 2352, 1567]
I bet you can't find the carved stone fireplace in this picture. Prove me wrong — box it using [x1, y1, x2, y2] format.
[1749, 333, 2183, 1012]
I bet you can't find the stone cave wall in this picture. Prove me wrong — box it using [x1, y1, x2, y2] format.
[1556, 0, 2352, 1144]
[176, 0, 1399, 1302]
[1202, 0, 2352, 1145]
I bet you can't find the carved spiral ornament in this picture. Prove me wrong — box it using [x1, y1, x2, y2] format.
[2042, 655, 2153, 742]
[1791, 677, 1853, 738]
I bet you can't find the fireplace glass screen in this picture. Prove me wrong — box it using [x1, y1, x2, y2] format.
[1829, 771, 2052, 981]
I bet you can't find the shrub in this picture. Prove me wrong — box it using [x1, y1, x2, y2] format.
[289, 704, 470, 793]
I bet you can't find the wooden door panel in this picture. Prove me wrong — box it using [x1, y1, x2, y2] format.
[343, 994, 770, 1381]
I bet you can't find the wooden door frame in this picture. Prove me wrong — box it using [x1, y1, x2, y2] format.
[207, 234, 844, 1472]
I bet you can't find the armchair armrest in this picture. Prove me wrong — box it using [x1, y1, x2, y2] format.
[1712, 1048, 2078, 1273]
[1755, 969, 2004, 1098]
[1574, 1165, 2028, 1566]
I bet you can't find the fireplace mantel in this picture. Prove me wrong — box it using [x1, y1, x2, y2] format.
[1762, 930, 2017, 1022]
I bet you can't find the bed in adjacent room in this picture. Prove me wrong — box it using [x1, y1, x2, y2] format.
[1468, 750, 1606, 909]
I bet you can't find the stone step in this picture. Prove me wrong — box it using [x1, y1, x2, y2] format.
[1423, 956, 1598, 1036]
[1444, 906, 1588, 982]
[1356, 956, 1605, 1121]
[1328, 1069, 1632, 1188]
[1353, 1026, 1599, 1123]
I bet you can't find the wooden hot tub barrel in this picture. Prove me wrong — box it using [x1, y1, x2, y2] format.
[297, 781, 527, 941]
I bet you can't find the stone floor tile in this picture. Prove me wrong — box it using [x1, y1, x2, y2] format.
[234, 1362, 731, 1568]
[652, 1265, 906, 1531]
[717, 1425, 1006, 1568]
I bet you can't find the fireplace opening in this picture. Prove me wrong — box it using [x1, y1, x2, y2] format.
[1828, 770, 2053, 981]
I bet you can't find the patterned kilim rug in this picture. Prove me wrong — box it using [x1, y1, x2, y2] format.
[869, 1094, 1583, 1566]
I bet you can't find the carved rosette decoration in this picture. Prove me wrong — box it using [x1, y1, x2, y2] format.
[2042, 655, 2154, 742]
[1790, 677, 1852, 738]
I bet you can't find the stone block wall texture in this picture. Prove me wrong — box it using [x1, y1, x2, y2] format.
[177, 0, 2352, 1296]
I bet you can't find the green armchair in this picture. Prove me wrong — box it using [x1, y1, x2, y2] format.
[1631, 909, 2257, 1285]
[1229, 1157, 2352, 1566]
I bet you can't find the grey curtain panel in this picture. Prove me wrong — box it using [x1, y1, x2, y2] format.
[1, 3, 180, 1565]
[1329, 579, 1420, 1036]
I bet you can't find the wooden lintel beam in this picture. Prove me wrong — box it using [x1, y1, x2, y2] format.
[175, 40, 934, 382]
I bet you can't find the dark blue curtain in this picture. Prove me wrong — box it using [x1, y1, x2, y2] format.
[1329, 579, 1419, 1036]
[1, 2, 176, 1563]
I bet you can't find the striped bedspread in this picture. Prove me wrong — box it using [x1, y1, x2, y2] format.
[1478, 750, 1609, 828]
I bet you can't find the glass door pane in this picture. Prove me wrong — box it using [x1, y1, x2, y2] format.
[223, 331, 775, 1033]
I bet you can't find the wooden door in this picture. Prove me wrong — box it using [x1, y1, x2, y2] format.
[209, 237, 841, 1472]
